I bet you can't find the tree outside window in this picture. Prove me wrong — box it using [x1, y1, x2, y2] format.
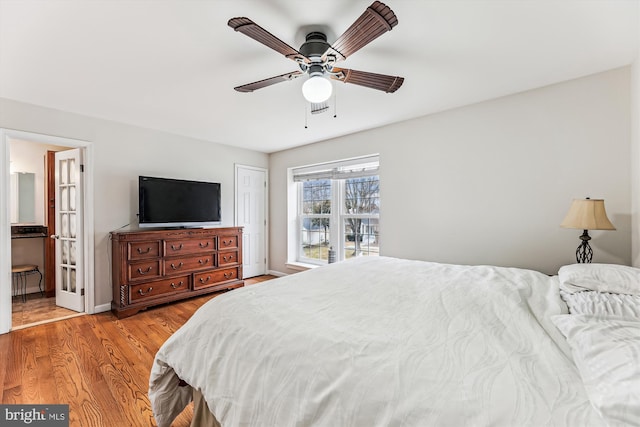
[344, 176, 379, 258]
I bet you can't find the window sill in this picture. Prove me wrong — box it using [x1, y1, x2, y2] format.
[285, 261, 320, 272]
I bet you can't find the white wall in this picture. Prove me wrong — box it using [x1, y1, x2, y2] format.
[270, 67, 631, 276]
[0, 98, 269, 309]
[631, 8, 640, 267]
[633, 60, 639, 267]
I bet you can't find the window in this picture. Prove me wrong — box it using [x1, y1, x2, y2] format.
[300, 179, 331, 261]
[343, 176, 379, 259]
[290, 155, 379, 265]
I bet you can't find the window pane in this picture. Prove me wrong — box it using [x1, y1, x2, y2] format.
[301, 217, 330, 261]
[302, 179, 331, 214]
[344, 176, 379, 214]
[344, 218, 379, 259]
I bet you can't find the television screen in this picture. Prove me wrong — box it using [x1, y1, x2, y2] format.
[138, 176, 221, 228]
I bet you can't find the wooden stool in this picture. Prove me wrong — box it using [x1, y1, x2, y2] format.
[11, 264, 43, 303]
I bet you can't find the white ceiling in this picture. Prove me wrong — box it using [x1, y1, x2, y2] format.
[0, 1, 637, 153]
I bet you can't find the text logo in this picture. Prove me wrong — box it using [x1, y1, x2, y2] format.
[1, 405, 69, 426]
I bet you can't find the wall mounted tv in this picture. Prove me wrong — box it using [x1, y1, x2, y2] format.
[138, 176, 221, 228]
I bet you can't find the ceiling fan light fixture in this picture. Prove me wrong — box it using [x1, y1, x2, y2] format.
[302, 75, 333, 103]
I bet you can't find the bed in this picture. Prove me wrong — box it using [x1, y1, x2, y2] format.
[149, 256, 640, 427]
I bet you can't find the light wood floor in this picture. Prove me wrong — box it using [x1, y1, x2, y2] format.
[12, 293, 81, 329]
[0, 275, 277, 427]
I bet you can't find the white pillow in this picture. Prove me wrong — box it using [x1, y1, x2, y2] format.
[552, 314, 640, 427]
[560, 290, 640, 317]
[559, 263, 640, 295]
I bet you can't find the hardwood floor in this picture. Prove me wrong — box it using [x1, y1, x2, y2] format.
[12, 293, 81, 330]
[0, 275, 277, 427]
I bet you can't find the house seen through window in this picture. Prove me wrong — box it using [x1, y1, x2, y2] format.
[292, 155, 379, 265]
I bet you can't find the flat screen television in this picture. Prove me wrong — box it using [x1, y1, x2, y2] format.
[138, 176, 221, 228]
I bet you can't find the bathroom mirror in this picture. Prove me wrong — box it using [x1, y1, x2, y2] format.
[10, 172, 36, 224]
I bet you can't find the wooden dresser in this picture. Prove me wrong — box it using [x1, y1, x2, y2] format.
[111, 226, 243, 318]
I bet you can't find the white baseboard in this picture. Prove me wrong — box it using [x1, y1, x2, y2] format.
[267, 270, 288, 277]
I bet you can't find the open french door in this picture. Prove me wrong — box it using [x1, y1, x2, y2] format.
[52, 148, 84, 312]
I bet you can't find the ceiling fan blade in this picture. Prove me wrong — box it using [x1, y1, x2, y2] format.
[330, 68, 404, 93]
[325, 1, 398, 61]
[228, 17, 307, 63]
[234, 70, 304, 93]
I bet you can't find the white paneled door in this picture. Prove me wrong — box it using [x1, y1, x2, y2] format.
[236, 165, 267, 278]
[53, 148, 84, 312]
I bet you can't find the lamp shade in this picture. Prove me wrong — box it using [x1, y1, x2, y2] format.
[302, 76, 332, 103]
[560, 199, 616, 230]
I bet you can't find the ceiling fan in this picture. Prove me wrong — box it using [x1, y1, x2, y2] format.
[228, 1, 404, 105]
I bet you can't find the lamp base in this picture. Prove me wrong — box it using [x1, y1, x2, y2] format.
[576, 229, 593, 263]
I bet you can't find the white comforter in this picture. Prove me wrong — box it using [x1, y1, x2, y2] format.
[150, 256, 603, 427]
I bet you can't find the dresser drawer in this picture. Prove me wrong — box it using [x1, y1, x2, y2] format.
[127, 240, 161, 261]
[129, 275, 189, 303]
[193, 267, 239, 290]
[218, 235, 239, 250]
[218, 250, 239, 267]
[164, 238, 216, 256]
[128, 259, 162, 282]
[164, 254, 214, 275]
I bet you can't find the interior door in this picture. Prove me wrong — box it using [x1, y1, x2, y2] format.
[236, 166, 267, 278]
[53, 148, 84, 312]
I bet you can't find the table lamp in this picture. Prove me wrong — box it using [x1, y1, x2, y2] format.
[560, 198, 615, 263]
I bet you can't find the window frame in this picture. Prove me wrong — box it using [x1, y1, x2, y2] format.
[290, 155, 380, 267]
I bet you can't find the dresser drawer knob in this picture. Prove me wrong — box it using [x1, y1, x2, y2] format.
[170, 281, 184, 289]
[199, 276, 211, 284]
[170, 262, 184, 270]
[198, 259, 210, 265]
[136, 247, 152, 254]
[199, 241, 210, 248]
[138, 287, 153, 296]
[222, 239, 233, 246]
[137, 266, 153, 275]
[223, 255, 234, 262]
[224, 272, 234, 279]
[170, 243, 183, 251]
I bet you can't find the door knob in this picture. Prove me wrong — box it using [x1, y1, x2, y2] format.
[50, 234, 60, 239]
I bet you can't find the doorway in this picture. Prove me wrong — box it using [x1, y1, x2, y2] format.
[1, 129, 96, 334]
